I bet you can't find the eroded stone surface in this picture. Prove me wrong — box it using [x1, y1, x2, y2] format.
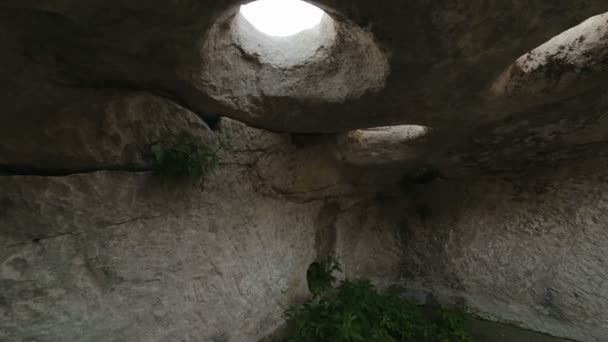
[233, 10, 337, 69]
[2, 0, 607, 133]
[0, 171, 319, 342]
[197, 5, 389, 131]
[0, 114, 391, 342]
[492, 12, 608, 97]
[335, 125, 430, 165]
[2, 1, 608, 342]
[0, 91, 212, 172]
[395, 159, 608, 342]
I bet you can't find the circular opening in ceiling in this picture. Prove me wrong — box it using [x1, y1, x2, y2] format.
[200, 3, 390, 130]
[233, 0, 335, 68]
[240, 0, 325, 37]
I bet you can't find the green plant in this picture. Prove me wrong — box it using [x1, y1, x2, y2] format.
[306, 256, 342, 298]
[150, 133, 220, 182]
[284, 279, 473, 342]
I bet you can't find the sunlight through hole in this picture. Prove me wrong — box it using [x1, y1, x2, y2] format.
[240, 0, 325, 37]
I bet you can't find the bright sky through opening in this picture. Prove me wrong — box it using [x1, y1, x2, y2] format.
[240, 0, 325, 37]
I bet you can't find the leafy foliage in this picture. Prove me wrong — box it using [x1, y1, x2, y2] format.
[306, 256, 342, 298]
[284, 279, 473, 342]
[150, 133, 220, 182]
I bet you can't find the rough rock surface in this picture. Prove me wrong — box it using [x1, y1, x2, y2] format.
[395, 159, 608, 342]
[335, 126, 430, 165]
[198, 4, 389, 132]
[0, 91, 212, 172]
[0, 116, 385, 342]
[2, 1, 608, 342]
[0, 171, 320, 342]
[1, 1, 608, 168]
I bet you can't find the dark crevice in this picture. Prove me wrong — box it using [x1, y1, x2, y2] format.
[6, 232, 80, 249]
[0, 164, 151, 177]
[291, 133, 336, 148]
[103, 215, 164, 230]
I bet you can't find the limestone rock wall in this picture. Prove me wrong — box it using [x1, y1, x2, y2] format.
[2, 1, 608, 341]
[0, 171, 317, 342]
[299, 155, 608, 342]
[393, 159, 608, 342]
[6, 126, 608, 341]
[0, 115, 387, 341]
[0, 90, 384, 341]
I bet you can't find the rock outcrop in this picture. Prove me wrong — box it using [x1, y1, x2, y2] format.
[2, 1, 608, 341]
[0, 116, 386, 342]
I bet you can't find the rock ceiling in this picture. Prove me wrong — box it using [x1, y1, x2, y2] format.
[1, 1, 607, 175]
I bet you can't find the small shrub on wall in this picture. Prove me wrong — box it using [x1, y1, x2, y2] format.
[150, 133, 221, 183]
